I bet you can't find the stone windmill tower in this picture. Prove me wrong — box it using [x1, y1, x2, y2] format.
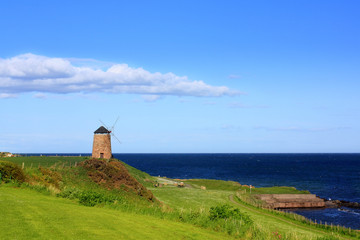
[92, 126, 112, 159]
[92, 118, 121, 159]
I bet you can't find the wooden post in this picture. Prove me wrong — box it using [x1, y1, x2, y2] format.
[22, 162, 24, 169]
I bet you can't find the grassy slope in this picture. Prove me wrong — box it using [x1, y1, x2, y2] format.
[0, 186, 232, 240]
[122, 161, 156, 188]
[150, 178, 357, 240]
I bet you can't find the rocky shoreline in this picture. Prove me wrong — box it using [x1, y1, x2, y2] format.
[255, 194, 360, 210]
[323, 198, 360, 209]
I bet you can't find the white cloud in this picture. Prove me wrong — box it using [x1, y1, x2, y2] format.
[33, 93, 47, 99]
[0, 93, 17, 98]
[0, 53, 240, 97]
[141, 94, 161, 102]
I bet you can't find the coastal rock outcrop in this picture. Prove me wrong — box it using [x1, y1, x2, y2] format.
[324, 199, 360, 209]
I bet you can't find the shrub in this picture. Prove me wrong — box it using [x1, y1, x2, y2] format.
[38, 167, 62, 188]
[77, 190, 120, 207]
[57, 187, 81, 199]
[209, 204, 252, 223]
[78, 191, 106, 206]
[0, 160, 26, 183]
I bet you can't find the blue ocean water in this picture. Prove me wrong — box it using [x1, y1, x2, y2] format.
[113, 153, 360, 229]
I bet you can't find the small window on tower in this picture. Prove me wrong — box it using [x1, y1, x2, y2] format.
[100, 153, 104, 158]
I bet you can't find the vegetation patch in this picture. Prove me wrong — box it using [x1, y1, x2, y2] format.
[37, 167, 62, 188]
[209, 204, 251, 222]
[80, 158, 155, 202]
[0, 160, 26, 183]
[77, 190, 117, 206]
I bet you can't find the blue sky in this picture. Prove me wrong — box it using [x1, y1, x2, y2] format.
[1, 0, 359, 153]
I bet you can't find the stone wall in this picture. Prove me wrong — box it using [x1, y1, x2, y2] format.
[255, 194, 325, 209]
[92, 134, 112, 159]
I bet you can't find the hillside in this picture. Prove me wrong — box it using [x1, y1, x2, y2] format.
[0, 156, 359, 240]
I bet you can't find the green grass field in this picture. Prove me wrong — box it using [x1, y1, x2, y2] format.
[0, 186, 232, 240]
[1, 156, 359, 240]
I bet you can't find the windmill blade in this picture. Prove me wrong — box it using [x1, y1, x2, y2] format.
[111, 116, 120, 132]
[111, 133, 122, 144]
[99, 119, 110, 131]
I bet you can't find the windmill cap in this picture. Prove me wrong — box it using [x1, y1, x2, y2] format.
[94, 126, 111, 134]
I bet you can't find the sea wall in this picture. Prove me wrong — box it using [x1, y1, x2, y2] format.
[255, 194, 325, 209]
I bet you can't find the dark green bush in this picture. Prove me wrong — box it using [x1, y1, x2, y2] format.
[57, 187, 81, 199]
[0, 160, 26, 183]
[77, 190, 121, 207]
[209, 204, 252, 223]
[78, 191, 106, 206]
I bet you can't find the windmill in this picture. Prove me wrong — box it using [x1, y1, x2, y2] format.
[99, 117, 122, 145]
[91, 117, 121, 159]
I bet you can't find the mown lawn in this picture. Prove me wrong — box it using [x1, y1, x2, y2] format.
[0, 186, 233, 240]
[151, 186, 234, 211]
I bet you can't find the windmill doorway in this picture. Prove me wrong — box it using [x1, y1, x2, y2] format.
[100, 153, 104, 158]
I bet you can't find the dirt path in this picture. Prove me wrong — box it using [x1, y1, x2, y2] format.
[229, 195, 351, 240]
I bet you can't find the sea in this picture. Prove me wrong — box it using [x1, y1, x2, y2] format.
[22, 153, 360, 229]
